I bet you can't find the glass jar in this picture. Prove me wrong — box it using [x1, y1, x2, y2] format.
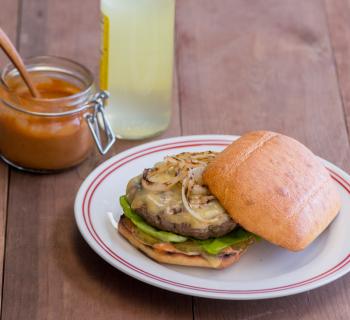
[100, 0, 175, 139]
[0, 56, 115, 172]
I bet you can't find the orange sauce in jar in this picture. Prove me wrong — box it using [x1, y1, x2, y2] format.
[13, 76, 82, 99]
[0, 69, 94, 171]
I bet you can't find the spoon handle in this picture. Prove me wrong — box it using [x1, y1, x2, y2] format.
[0, 27, 40, 98]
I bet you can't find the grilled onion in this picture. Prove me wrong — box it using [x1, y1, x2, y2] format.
[181, 176, 220, 223]
[141, 151, 222, 222]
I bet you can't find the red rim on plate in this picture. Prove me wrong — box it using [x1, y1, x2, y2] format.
[78, 139, 350, 296]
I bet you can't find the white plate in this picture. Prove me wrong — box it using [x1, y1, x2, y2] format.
[74, 135, 350, 300]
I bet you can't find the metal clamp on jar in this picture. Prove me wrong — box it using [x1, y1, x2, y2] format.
[0, 56, 116, 172]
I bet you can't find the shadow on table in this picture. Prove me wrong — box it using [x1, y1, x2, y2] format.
[51, 213, 191, 318]
[51, 210, 350, 319]
[190, 279, 350, 320]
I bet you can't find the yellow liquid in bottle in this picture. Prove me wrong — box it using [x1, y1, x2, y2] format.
[101, 0, 175, 140]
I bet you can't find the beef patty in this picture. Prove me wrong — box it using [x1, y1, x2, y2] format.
[126, 175, 236, 240]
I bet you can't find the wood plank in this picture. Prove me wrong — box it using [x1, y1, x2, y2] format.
[324, 0, 350, 139]
[1, 0, 189, 319]
[0, 0, 18, 314]
[16, 0, 48, 58]
[175, 0, 350, 319]
[176, 0, 350, 171]
[0, 0, 19, 67]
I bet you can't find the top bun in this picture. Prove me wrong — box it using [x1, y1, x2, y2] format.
[203, 131, 341, 251]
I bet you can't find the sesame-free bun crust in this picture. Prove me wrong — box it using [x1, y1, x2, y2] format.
[118, 216, 251, 269]
[203, 131, 341, 251]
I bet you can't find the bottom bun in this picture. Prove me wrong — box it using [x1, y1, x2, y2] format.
[118, 216, 251, 269]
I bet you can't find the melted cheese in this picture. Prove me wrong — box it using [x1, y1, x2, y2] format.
[127, 175, 231, 230]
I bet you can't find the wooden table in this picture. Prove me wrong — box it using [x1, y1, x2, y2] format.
[1, 0, 350, 319]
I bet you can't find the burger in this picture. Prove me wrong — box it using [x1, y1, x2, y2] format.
[116, 131, 341, 269]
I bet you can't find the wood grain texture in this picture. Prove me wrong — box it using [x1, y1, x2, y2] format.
[324, 0, 350, 139]
[176, 0, 350, 171]
[1, 0, 188, 319]
[0, 0, 18, 67]
[0, 0, 17, 314]
[175, 0, 350, 319]
[2, 0, 350, 319]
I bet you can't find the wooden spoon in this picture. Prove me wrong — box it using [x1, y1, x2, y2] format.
[0, 27, 40, 98]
